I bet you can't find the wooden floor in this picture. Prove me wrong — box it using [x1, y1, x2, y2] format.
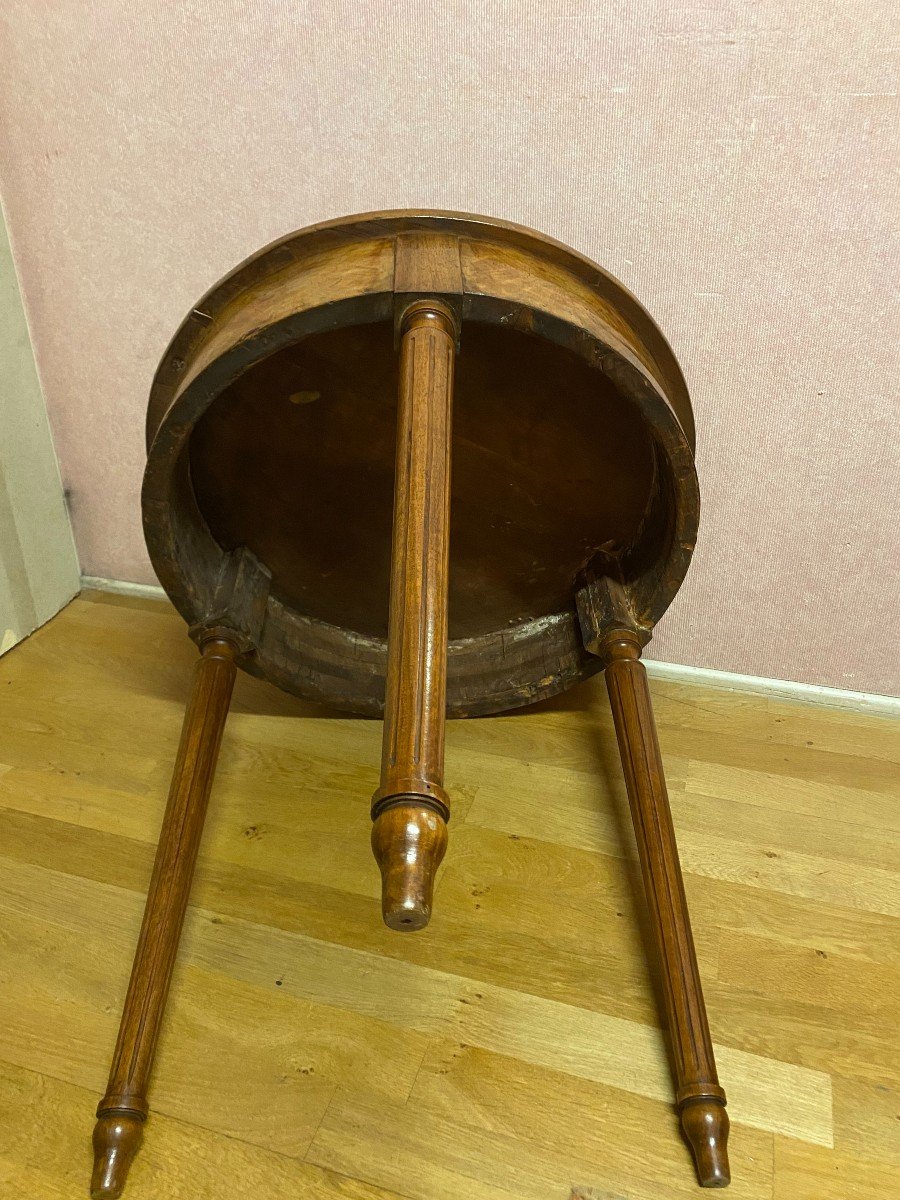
[0, 591, 898, 1199]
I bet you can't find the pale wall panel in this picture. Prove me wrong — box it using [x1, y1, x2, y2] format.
[0, 1, 896, 692]
[0, 204, 80, 650]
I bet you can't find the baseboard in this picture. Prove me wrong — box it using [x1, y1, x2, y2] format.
[80, 575, 899, 716]
[643, 658, 898, 716]
[81, 575, 166, 600]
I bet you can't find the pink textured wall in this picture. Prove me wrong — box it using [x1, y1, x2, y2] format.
[1, 2, 897, 694]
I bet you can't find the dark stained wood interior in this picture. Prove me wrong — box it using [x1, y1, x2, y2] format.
[189, 319, 656, 641]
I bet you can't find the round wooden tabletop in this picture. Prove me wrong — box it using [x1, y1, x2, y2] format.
[143, 211, 698, 716]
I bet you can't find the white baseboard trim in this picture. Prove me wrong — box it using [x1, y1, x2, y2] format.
[81, 575, 899, 716]
[82, 575, 166, 600]
[643, 658, 899, 716]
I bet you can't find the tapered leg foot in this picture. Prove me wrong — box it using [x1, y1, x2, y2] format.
[372, 802, 448, 930]
[90, 1114, 143, 1199]
[681, 1099, 731, 1187]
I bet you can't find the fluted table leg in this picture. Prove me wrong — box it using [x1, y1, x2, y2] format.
[601, 628, 730, 1187]
[91, 635, 238, 1198]
[371, 300, 457, 931]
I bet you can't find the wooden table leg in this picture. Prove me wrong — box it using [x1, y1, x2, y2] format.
[91, 635, 238, 1199]
[371, 300, 457, 931]
[601, 629, 730, 1188]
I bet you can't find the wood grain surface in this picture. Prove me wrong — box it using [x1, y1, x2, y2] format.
[371, 301, 456, 931]
[599, 628, 728, 1184]
[0, 590, 897, 1199]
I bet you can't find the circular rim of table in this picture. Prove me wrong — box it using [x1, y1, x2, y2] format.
[142, 209, 699, 716]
